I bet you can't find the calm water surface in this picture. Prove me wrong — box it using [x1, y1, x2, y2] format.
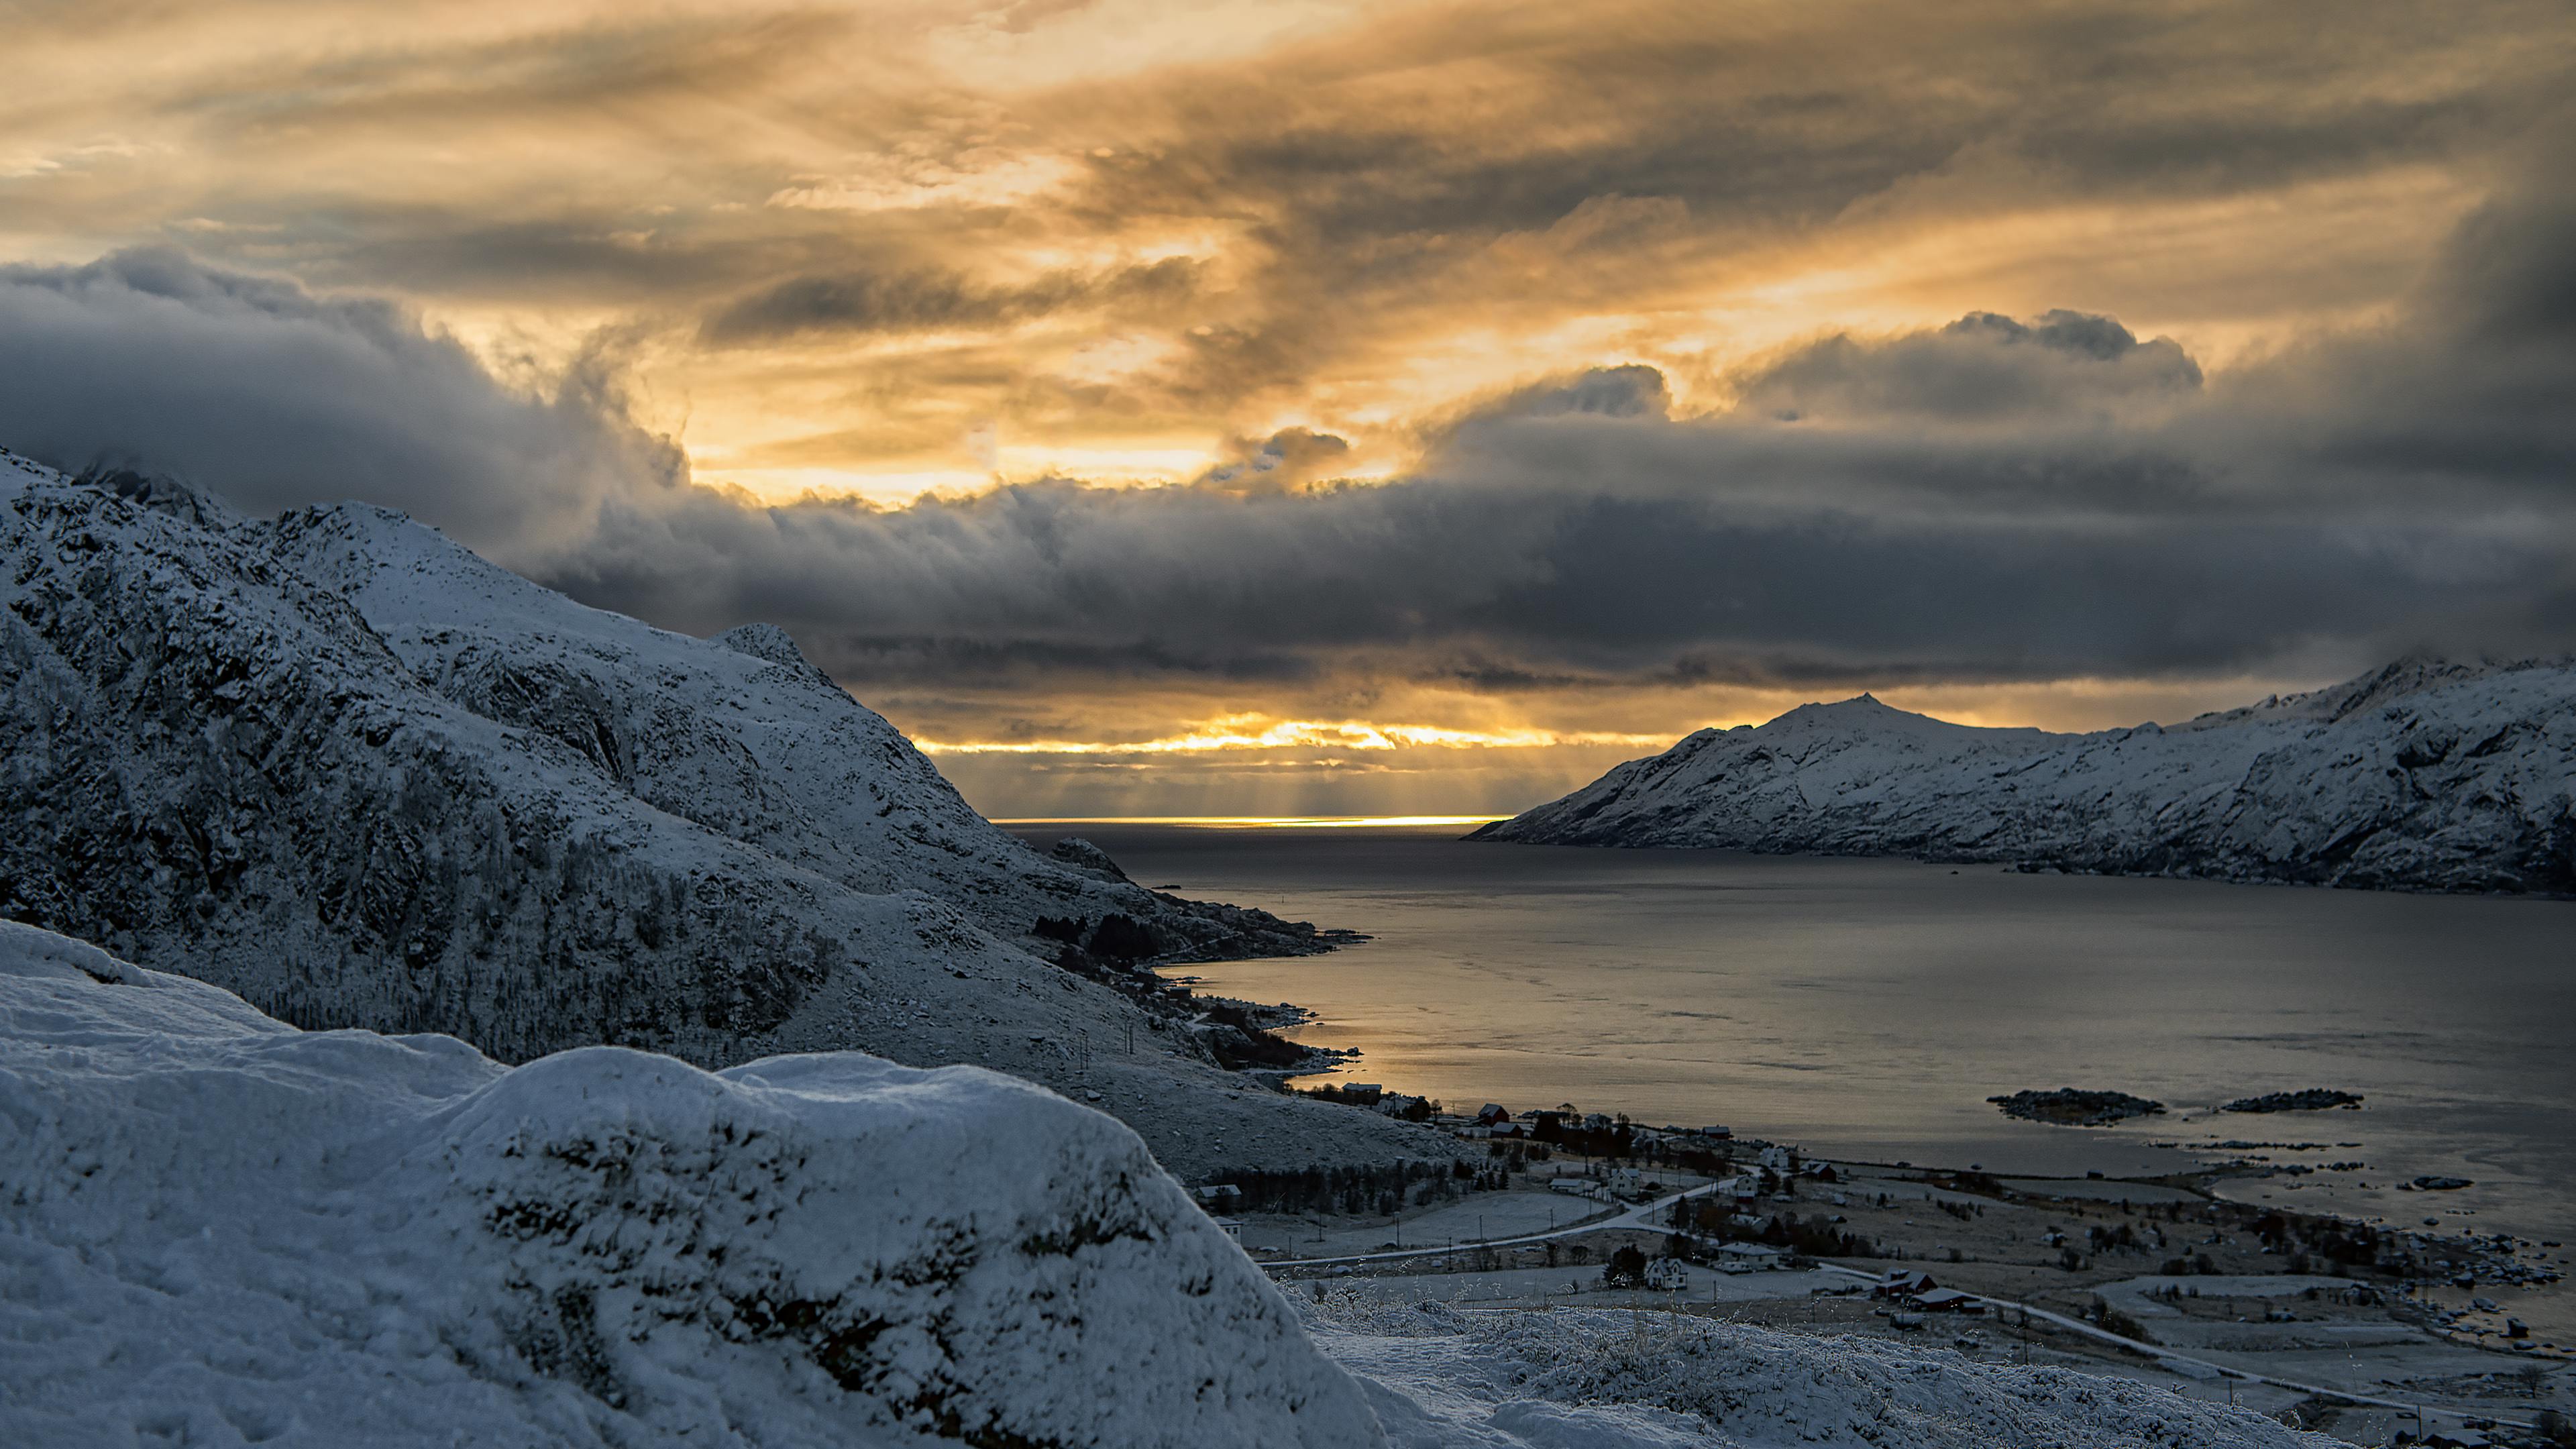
[1012, 823, 2576, 1244]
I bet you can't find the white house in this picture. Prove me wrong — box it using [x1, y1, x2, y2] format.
[1644, 1258, 1690, 1291]
[1550, 1178, 1601, 1198]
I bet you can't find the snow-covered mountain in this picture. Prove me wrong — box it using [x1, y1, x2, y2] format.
[0, 450, 1439, 1175]
[1474, 659, 2576, 892]
[0, 922, 2336, 1449]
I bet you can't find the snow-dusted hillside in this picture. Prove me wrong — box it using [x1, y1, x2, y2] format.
[266, 500, 1315, 957]
[0, 924, 2336, 1449]
[0, 451, 1440, 1174]
[1316, 1301, 2334, 1448]
[0, 920, 1385, 1449]
[1475, 659, 2576, 892]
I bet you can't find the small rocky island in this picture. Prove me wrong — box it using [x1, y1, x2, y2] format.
[2222, 1088, 2364, 1113]
[1989, 1088, 2166, 1126]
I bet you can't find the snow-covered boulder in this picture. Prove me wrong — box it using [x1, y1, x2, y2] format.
[0, 920, 1385, 1448]
[1475, 661, 2576, 893]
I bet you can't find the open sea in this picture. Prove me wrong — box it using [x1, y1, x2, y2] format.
[1006, 821, 2576, 1248]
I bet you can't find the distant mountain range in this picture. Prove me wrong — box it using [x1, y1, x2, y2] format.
[1475, 657, 2576, 893]
[0, 451, 1438, 1175]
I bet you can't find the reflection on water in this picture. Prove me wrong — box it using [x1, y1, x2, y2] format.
[1012, 822, 2576, 1245]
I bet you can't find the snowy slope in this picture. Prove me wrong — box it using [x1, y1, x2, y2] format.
[1475, 663, 2576, 892]
[267, 501, 1318, 959]
[0, 451, 1442, 1175]
[1313, 1301, 2335, 1448]
[0, 921, 1385, 1449]
[0, 924, 2336, 1449]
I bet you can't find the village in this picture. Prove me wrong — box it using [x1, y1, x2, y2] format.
[1197, 1092, 2575, 1449]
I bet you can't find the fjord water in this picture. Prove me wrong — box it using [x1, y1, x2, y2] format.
[1012, 822, 2575, 1244]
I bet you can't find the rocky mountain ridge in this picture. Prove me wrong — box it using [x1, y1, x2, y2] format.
[0, 450, 1438, 1175]
[1475, 657, 2576, 892]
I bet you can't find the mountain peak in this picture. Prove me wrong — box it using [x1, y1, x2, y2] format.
[712, 621, 816, 673]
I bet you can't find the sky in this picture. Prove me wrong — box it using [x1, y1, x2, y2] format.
[3, 0, 2573, 818]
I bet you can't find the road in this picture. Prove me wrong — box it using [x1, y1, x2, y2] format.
[1254, 1181, 1711, 1271]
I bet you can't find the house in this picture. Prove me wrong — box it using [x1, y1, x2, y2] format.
[1695, 1124, 1733, 1140]
[1800, 1162, 1839, 1183]
[1195, 1183, 1244, 1212]
[1342, 1083, 1383, 1105]
[1713, 1242, 1787, 1272]
[1550, 1177, 1601, 1198]
[1872, 1270, 1938, 1299]
[1476, 1104, 1513, 1126]
[1379, 1093, 1427, 1117]
[1758, 1146, 1793, 1173]
[1644, 1258, 1690, 1291]
[1913, 1289, 1981, 1313]
[1607, 1167, 1643, 1197]
[1455, 1124, 1491, 1139]
[1212, 1218, 1245, 1239]
[1583, 1112, 1615, 1132]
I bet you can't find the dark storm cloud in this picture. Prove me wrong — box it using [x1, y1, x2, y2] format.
[9, 138, 2576, 701]
[524, 140, 2576, 686]
[0, 248, 682, 549]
